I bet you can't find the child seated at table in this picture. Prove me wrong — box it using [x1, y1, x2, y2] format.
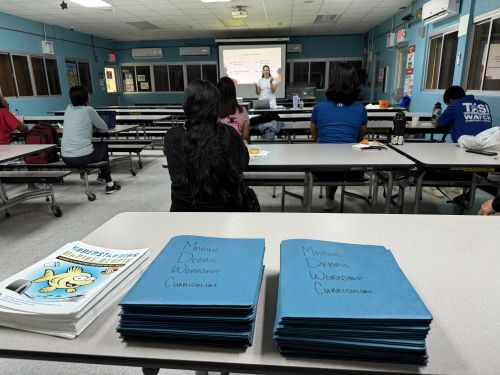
[61, 85, 120, 194]
[217, 76, 250, 143]
[437, 86, 492, 142]
[310, 62, 368, 211]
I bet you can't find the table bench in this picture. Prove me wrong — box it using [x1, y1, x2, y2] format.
[0, 170, 71, 217]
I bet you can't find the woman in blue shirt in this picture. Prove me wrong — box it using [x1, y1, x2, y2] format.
[310, 62, 368, 211]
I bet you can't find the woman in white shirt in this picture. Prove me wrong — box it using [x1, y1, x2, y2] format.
[254, 65, 278, 108]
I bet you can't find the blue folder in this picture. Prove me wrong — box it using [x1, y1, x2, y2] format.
[121, 235, 265, 308]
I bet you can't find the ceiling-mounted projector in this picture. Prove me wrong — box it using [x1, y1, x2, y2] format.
[232, 6, 248, 18]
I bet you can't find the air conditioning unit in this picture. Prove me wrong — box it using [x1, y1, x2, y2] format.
[179, 47, 210, 56]
[287, 44, 302, 53]
[41, 40, 54, 55]
[422, 0, 460, 25]
[131, 48, 163, 59]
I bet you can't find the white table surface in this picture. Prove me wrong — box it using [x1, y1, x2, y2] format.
[392, 143, 500, 168]
[24, 115, 170, 122]
[1, 212, 499, 374]
[248, 143, 414, 171]
[0, 144, 55, 163]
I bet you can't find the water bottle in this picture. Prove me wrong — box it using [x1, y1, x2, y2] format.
[299, 100, 304, 109]
[292, 94, 300, 109]
[431, 102, 442, 125]
[391, 111, 406, 145]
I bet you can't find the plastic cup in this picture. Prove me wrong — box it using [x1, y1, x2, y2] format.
[412, 116, 420, 126]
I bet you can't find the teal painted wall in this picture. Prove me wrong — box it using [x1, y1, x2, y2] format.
[0, 11, 365, 110]
[367, 0, 500, 124]
[114, 34, 364, 105]
[0, 12, 114, 115]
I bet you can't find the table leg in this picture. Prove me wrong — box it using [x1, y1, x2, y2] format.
[384, 171, 394, 214]
[306, 170, 313, 212]
[0, 179, 7, 202]
[142, 368, 159, 375]
[414, 171, 426, 214]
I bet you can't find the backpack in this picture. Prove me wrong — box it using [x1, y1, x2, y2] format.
[25, 123, 60, 164]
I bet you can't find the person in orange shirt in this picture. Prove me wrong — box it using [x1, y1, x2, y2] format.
[0, 95, 28, 144]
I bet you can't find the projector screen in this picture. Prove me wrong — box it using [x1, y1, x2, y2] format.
[218, 44, 286, 99]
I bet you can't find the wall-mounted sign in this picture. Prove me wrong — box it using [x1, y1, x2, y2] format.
[386, 32, 395, 48]
[397, 29, 406, 43]
[406, 44, 416, 74]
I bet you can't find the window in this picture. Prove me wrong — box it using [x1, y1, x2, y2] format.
[122, 63, 216, 93]
[78, 62, 93, 93]
[153, 66, 169, 91]
[66, 60, 93, 93]
[293, 62, 309, 85]
[45, 58, 61, 95]
[186, 64, 201, 84]
[12, 55, 33, 96]
[425, 31, 458, 90]
[168, 65, 184, 91]
[135, 66, 152, 92]
[467, 17, 500, 91]
[328, 59, 364, 85]
[0, 52, 60, 97]
[31, 57, 49, 96]
[201, 64, 217, 85]
[186, 63, 217, 86]
[0, 53, 16, 97]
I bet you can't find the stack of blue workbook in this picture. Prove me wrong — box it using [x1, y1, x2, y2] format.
[274, 239, 432, 364]
[118, 235, 265, 348]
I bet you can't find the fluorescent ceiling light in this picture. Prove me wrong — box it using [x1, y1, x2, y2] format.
[70, 0, 112, 7]
[201, 0, 232, 2]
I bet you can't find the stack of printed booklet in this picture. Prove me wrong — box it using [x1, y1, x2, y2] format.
[0, 241, 149, 339]
[118, 235, 265, 348]
[273, 239, 432, 364]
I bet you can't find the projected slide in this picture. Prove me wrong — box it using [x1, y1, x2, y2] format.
[219, 44, 286, 98]
[223, 47, 282, 84]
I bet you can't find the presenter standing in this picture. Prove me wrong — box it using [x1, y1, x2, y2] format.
[254, 65, 278, 108]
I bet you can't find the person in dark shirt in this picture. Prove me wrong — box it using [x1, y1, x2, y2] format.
[163, 79, 250, 212]
[437, 86, 492, 142]
[310, 62, 368, 211]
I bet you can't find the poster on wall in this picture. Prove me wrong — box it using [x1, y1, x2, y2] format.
[397, 29, 406, 43]
[406, 45, 416, 71]
[66, 62, 79, 88]
[104, 67, 117, 93]
[485, 44, 500, 80]
[404, 74, 414, 96]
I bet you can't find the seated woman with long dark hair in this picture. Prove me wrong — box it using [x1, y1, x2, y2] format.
[164, 79, 255, 212]
[217, 76, 250, 142]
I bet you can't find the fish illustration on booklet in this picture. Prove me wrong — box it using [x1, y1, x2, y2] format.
[32, 266, 97, 293]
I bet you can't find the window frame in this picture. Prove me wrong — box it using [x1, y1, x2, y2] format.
[0, 50, 61, 98]
[465, 11, 500, 94]
[120, 62, 218, 94]
[65, 58, 93, 93]
[287, 57, 363, 90]
[423, 26, 459, 92]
